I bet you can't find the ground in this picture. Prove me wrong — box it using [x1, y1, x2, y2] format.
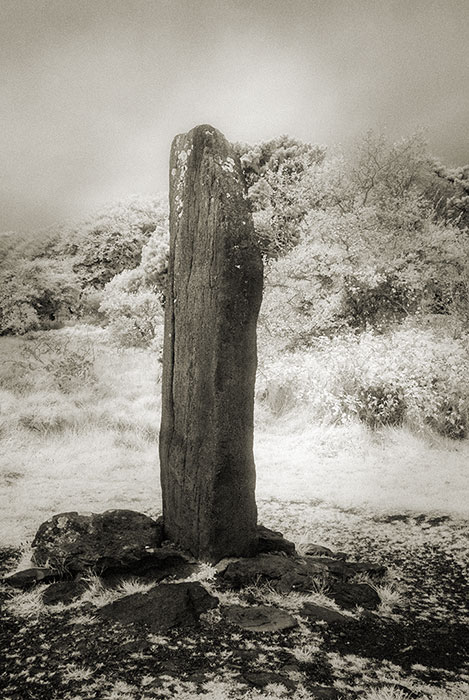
[1, 501, 468, 700]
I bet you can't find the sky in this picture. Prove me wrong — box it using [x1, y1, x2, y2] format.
[1, 0, 468, 233]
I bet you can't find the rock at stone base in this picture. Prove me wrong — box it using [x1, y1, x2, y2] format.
[305, 557, 356, 579]
[42, 580, 87, 606]
[274, 569, 325, 594]
[224, 604, 298, 632]
[256, 525, 296, 556]
[221, 553, 327, 592]
[301, 602, 351, 624]
[3, 567, 57, 590]
[329, 582, 381, 610]
[97, 582, 218, 632]
[31, 510, 164, 574]
[102, 550, 197, 587]
[243, 671, 297, 691]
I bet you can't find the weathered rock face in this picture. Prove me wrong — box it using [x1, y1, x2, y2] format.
[160, 124, 263, 561]
[221, 553, 328, 592]
[31, 510, 164, 574]
[97, 582, 218, 632]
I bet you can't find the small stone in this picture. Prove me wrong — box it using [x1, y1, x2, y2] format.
[301, 544, 335, 558]
[256, 525, 296, 555]
[329, 582, 381, 610]
[301, 602, 351, 624]
[3, 567, 56, 590]
[97, 581, 218, 632]
[225, 604, 298, 632]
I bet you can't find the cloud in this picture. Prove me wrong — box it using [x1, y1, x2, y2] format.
[1, 0, 468, 231]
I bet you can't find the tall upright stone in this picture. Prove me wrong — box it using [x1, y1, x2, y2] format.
[159, 125, 263, 562]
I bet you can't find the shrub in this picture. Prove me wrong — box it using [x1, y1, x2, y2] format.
[342, 274, 417, 331]
[0, 259, 80, 335]
[63, 195, 169, 289]
[257, 326, 469, 438]
[18, 333, 96, 392]
[99, 271, 164, 349]
[428, 393, 468, 440]
[356, 383, 406, 429]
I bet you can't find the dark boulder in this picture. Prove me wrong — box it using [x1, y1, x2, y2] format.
[347, 561, 386, 578]
[300, 544, 335, 558]
[103, 550, 197, 587]
[97, 581, 218, 632]
[305, 557, 356, 580]
[42, 580, 87, 606]
[329, 582, 381, 610]
[222, 553, 327, 591]
[31, 510, 164, 574]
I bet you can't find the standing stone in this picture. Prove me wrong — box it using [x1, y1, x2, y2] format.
[160, 125, 263, 561]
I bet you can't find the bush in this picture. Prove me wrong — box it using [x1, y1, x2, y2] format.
[62, 195, 169, 289]
[257, 327, 469, 438]
[99, 270, 164, 349]
[428, 393, 468, 440]
[356, 383, 406, 429]
[15, 333, 96, 393]
[0, 259, 80, 335]
[342, 274, 417, 331]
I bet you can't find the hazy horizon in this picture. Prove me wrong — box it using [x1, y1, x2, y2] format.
[1, 0, 468, 233]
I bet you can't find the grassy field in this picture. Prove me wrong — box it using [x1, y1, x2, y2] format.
[1, 325, 468, 547]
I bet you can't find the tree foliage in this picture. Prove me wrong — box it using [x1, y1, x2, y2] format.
[235, 136, 326, 257]
[61, 195, 169, 289]
[0, 258, 80, 335]
[258, 131, 469, 349]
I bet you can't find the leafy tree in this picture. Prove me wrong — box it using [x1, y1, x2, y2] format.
[427, 162, 469, 229]
[235, 136, 326, 257]
[61, 195, 169, 289]
[98, 226, 169, 348]
[0, 258, 80, 334]
[348, 130, 430, 207]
